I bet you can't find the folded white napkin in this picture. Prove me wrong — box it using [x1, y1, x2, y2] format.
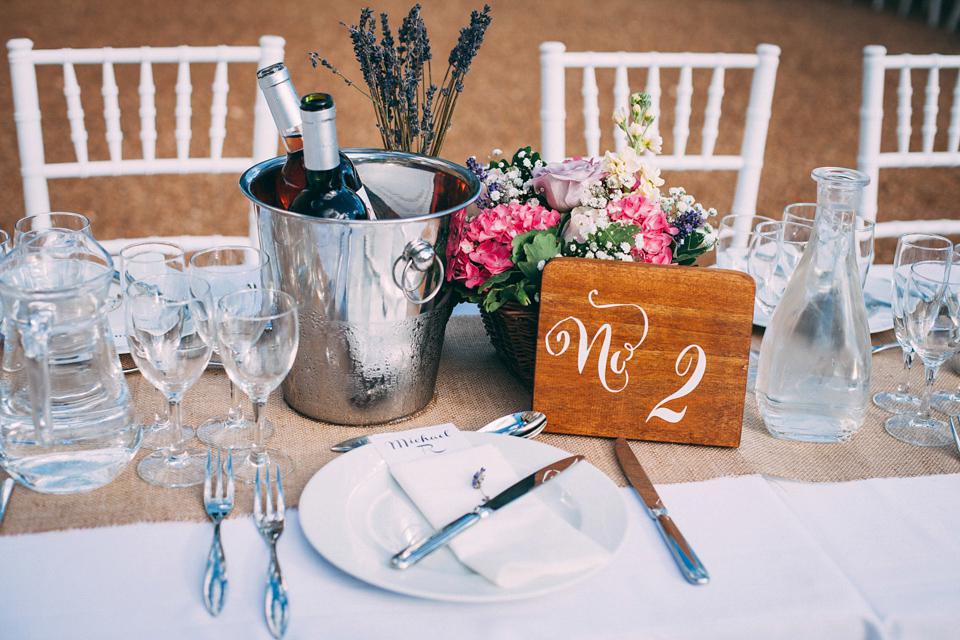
[389, 443, 612, 588]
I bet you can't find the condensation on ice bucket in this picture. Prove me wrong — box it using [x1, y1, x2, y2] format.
[239, 149, 480, 425]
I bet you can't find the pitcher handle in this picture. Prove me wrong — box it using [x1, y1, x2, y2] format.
[392, 240, 445, 305]
[22, 303, 56, 448]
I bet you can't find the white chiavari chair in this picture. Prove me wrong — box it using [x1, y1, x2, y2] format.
[539, 41, 780, 227]
[868, 0, 944, 28]
[857, 44, 960, 239]
[6, 36, 285, 252]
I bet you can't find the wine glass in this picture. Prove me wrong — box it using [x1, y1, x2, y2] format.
[189, 246, 276, 449]
[749, 219, 812, 315]
[216, 289, 299, 484]
[13, 212, 91, 244]
[782, 203, 876, 288]
[873, 233, 954, 414]
[932, 243, 960, 416]
[119, 241, 189, 449]
[884, 257, 960, 446]
[747, 220, 812, 390]
[0, 230, 9, 256]
[748, 221, 787, 316]
[716, 214, 774, 390]
[125, 274, 216, 487]
[715, 214, 774, 272]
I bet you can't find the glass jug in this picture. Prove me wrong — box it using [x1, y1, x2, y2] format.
[0, 230, 140, 493]
[755, 167, 872, 443]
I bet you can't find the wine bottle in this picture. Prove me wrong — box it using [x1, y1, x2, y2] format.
[288, 93, 368, 220]
[256, 63, 366, 210]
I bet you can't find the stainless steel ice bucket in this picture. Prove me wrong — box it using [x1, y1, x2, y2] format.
[239, 149, 480, 424]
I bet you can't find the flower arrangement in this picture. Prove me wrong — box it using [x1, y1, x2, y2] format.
[310, 4, 492, 157]
[446, 93, 717, 312]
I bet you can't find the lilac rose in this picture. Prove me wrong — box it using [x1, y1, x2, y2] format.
[530, 159, 605, 213]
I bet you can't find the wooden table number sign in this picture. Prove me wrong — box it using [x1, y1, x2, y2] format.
[533, 258, 756, 447]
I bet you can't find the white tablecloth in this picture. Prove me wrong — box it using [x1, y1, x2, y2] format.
[3, 472, 959, 639]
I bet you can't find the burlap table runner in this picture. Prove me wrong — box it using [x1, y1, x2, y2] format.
[3, 315, 959, 535]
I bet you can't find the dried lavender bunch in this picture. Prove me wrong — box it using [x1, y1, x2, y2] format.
[310, 4, 492, 157]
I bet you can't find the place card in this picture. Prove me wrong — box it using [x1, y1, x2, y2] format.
[370, 423, 473, 465]
[533, 258, 755, 447]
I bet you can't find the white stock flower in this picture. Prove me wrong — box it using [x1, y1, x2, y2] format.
[613, 107, 628, 125]
[643, 133, 663, 154]
[601, 148, 644, 190]
[634, 164, 664, 198]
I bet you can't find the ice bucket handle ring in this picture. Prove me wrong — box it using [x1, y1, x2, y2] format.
[392, 239, 445, 305]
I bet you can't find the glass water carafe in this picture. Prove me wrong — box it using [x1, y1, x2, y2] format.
[755, 167, 872, 443]
[0, 230, 140, 493]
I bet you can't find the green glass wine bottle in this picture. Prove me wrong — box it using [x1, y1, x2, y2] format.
[288, 93, 368, 220]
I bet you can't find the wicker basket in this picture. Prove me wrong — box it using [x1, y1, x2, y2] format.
[479, 301, 539, 391]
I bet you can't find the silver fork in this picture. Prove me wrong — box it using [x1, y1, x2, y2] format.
[949, 416, 960, 458]
[202, 448, 234, 616]
[254, 466, 289, 639]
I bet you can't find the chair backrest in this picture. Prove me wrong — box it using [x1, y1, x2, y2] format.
[539, 42, 780, 219]
[858, 45, 960, 239]
[7, 36, 285, 251]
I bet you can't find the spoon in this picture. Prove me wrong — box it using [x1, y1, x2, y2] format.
[329, 410, 548, 452]
[872, 342, 900, 354]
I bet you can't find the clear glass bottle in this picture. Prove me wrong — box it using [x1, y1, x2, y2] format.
[256, 63, 365, 210]
[289, 93, 368, 220]
[755, 167, 872, 443]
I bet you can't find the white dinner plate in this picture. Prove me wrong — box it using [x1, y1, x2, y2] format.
[753, 270, 894, 334]
[298, 432, 628, 603]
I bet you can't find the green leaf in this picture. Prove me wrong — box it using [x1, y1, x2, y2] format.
[516, 261, 541, 281]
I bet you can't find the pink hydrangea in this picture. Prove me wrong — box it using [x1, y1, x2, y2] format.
[606, 193, 678, 264]
[446, 202, 561, 290]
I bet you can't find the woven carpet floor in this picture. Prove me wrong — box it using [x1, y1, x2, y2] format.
[1, 0, 959, 262]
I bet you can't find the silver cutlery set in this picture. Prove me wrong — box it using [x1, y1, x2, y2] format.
[332, 410, 711, 585]
[192, 408, 712, 632]
[201, 448, 288, 639]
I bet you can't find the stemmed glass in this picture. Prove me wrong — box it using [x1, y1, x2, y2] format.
[119, 241, 189, 449]
[715, 214, 774, 272]
[125, 274, 216, 487]
[746, 220, 812, 388]
[189, 246, 276, 449]
[716, 214, 774, 390]
[0, 230, 9, 256]
[884, 257, 960, 446]
[932, 242, 960, 416]
[873, 233, 954, 414]
[13, 212, 91, 244]
[782, 203, 876, 288]
[216, 289, 299, 484]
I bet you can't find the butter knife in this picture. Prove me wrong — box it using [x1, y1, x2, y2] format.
[391, 454, 584, 569]
[615, 438, 709, 585]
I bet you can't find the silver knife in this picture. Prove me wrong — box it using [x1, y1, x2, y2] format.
[615, 438, 709, 585]
[330, 433, 376, 453]
[391, 454, 584, 569]
[0, 478, 14, 531]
